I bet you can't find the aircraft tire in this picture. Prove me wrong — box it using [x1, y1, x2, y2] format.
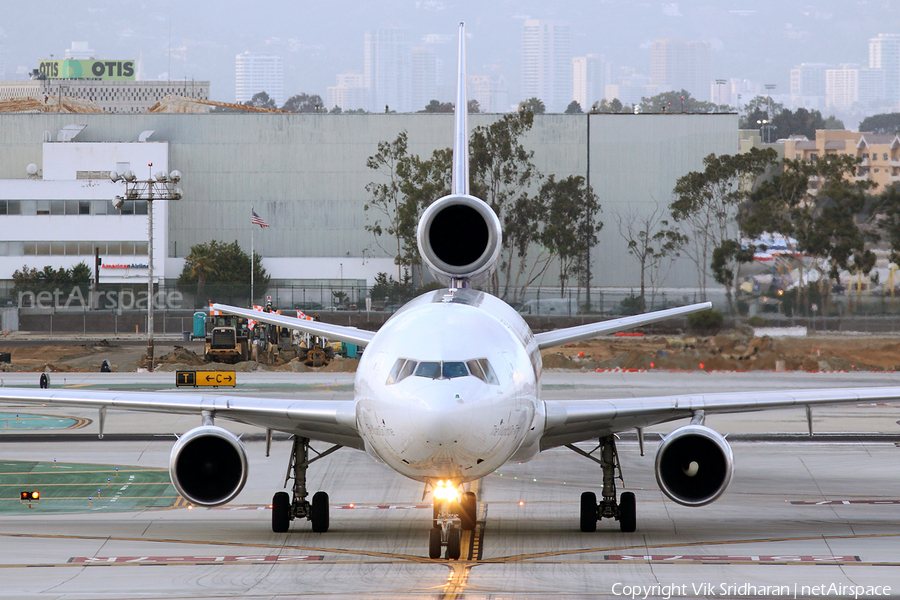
[428, 528, 442, 559]
[311, 491, 329, 532]
[580, 491, 597, 532]
[460, 492, 477, 531]
[619, 492, 636, 533]
[447, 527, 461, 560]
[272, 492, 291, 533]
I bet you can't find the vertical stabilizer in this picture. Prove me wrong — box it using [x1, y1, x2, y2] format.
[451, 22, 469, 196]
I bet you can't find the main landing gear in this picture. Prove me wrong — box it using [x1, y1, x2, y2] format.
[429, 485, 477, 560]
[567, 435, 636, 533]
[272, 436, 342, 534]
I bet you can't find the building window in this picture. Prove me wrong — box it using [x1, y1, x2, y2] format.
[884, 153, 889, 161]
[809, 153, 817, 161]
[79, 201, 91, 215]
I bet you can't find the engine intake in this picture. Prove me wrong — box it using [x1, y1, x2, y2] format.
[417, 194, 502, 287]
[654, 424, 733, 507]
[169, 425, 248, 507]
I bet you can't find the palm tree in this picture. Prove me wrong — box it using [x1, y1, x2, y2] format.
[184, 244, 219, 303]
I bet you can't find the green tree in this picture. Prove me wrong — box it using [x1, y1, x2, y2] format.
[739, 95, 784, 129]
[469, 109, 541, 299]
[770, 107, 827, 140]
[744, 155, 876, 315]
[421, 100, 454, 113]
[858, 113, 900, 134]
[614, 203, 686, 310]
[245, 91, 276, 109]
[365, 132, 416, 281]
[467, 99, 481, 114]
[281, 93, 324, 113]
[540, 175, 602, 297]
[671, 147, 779, 308]
[640, 90, 730, 114]
[565, 100, 583, 114]
[518, 97, 546, 114]
[825, 115, 845, 130]
[179, 240, 269, 306]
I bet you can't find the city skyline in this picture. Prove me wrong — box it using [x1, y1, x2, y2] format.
[2, 1, 900, 126]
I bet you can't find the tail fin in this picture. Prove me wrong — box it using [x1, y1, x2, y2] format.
[451, 22, 469, 196]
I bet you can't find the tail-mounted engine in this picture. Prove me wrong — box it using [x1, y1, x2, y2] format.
[654, 424, 733, 507]
[169, 425, 249, 507]
[417, 194, 502, 287]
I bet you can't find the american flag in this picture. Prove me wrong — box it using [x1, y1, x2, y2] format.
[251, 210, 270, 228]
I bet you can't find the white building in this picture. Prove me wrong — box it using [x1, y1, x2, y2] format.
[364, 29, 412, 113]
[572, 55, 611, 110]
[235, 52, 284, 107]
[710, 78, 763, 109]
[521, 20, 572, 112]
[826, 64, 885, 110]
[65, 42, 95, 60]
[410, 47, 439, 112]
[869, 34, 900, 105]
[0, 132, 172, 301]
[468, 75, 509, 113]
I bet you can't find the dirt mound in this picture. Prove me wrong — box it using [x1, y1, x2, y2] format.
[144, 345, 206, 367]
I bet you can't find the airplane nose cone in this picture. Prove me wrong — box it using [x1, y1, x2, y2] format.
[410, 387, 476, 449]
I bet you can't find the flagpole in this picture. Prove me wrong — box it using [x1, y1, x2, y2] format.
[250, 205, 254, 307]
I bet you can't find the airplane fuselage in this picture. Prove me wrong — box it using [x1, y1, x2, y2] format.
[355, 287, 546, 482]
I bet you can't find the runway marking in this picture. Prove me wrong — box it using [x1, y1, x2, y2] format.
[476, 531, 900, 564]
[69, 555, 324, 564]
[603, 554, 861, 563]
[441, 479, 484, 600]
[792, 499, 900, 505]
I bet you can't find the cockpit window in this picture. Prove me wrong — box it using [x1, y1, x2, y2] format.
[415, 362, 442, 378]
[386, 358, 498, 384]
[386, 359, 418, 385]
[467, 358, 499, 384]
[442, 362, 468, 378]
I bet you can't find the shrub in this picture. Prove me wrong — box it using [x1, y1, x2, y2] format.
[687, 309, 723, 332]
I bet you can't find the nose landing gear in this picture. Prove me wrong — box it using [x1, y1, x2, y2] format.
[429, 488, 477, 559]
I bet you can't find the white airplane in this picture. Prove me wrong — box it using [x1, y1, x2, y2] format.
[3, 23, 900, 561]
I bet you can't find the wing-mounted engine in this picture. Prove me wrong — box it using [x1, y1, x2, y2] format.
[654, 424, 734, 507]
[417, 194, 502, 287]
[169, 425, 249, 507]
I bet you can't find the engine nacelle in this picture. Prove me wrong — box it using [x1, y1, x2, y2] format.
[169, 425, 248, 507]
[417, 194, 502, 287]
[654, 424, 733, 507]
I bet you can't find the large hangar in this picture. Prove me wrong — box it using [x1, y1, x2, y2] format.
[0, 112, 736, 300]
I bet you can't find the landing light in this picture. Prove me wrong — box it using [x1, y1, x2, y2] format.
[433, 480, 461, 502]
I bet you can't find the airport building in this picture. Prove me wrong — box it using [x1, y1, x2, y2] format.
[0, 112, 737, 307]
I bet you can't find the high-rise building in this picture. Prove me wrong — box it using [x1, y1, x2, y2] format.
[65, 42, 95, 60]
[521, 20, 572, 113]
[710, 78, 762, 110]
[650, 39, 711, 100]
[468, 75, 509, 113]
[364, 29, 412, 113]
[826, 64, 885, 110]
[572, 55, 611, 110]
[410, 47, 438, 112]
[235, 52, 284, 107]
[790, 63, 829, 97]
[869, 34, 900, 105]
[326, 71, 367, 112]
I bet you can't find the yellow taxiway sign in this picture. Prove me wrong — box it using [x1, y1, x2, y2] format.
[175, 371, 236, 387]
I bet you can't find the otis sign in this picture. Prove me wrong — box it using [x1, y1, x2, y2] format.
[38, 59, 136, 81]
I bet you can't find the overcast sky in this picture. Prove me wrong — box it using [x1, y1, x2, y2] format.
[2, 0, 898, 106]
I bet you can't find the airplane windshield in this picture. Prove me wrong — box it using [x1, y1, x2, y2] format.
[385, 358, 498, 385]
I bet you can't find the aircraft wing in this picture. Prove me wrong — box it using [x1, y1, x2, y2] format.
[533, 302, 712, 350]
[541, 385, 900, 450]
[212, 303, 375, 347]
[0, 388, 363, 449]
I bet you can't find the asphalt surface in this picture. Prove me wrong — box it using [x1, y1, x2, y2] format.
[0, 371, 899, 599]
